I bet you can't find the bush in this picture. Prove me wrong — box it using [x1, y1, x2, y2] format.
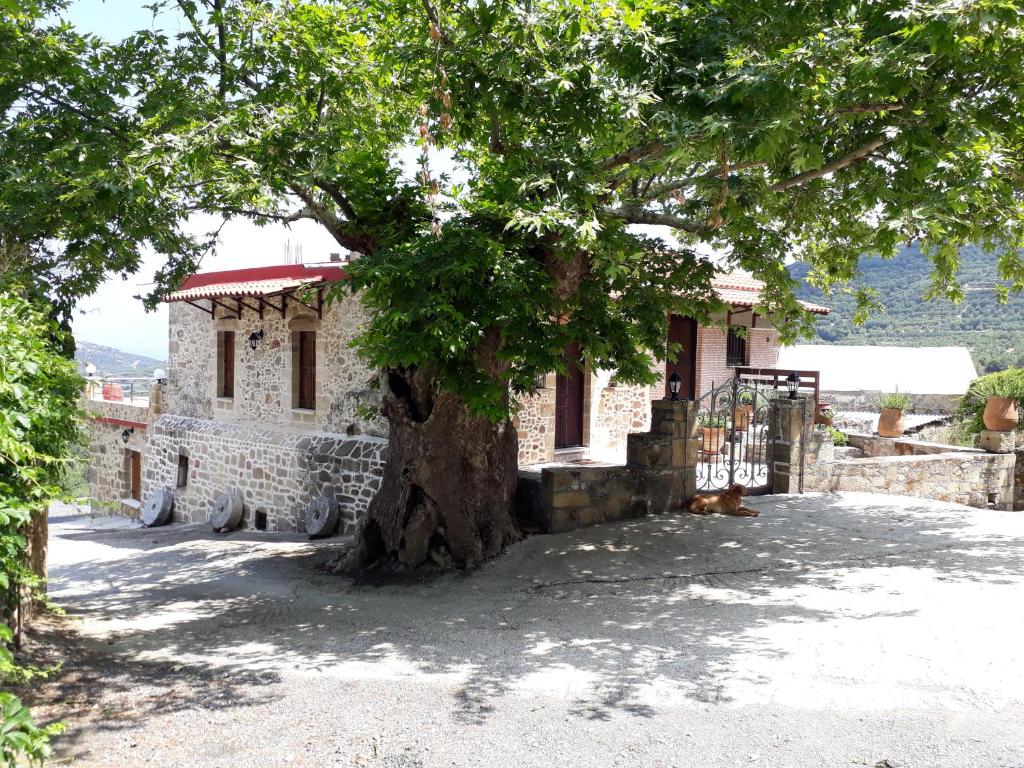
[827, 426, 849, 446]
[954, 368, 1024, 437]
[878, 390, 911, 411]
[0, 293, 81, 765]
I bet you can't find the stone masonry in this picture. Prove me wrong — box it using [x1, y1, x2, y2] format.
[84, 397, 152, 518]
[142, 414, 387, 533]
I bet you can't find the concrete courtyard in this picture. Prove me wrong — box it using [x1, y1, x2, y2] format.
[28, 492, 1024, 767]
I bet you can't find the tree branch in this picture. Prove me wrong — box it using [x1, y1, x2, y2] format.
[289, 184, 376, 254]
[770, 135, 891, 192]
[835, 102, 904, 115]
[639, 161, 767, 202]
[312, 178, 359, 221]
[597, 141, 668, 172]
[603, 207, 709, 233]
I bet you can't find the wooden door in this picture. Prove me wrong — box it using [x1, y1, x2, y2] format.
[129, 451, 141, 501]
[555, 342, 585, 449]
[297, 331, 317, 410]
[666, 315, 697, 400]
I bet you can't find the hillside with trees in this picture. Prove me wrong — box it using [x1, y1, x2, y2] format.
[790, 244, 1024, 373]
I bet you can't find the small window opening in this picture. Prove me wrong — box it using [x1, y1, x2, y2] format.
[726, 326, 748, 368]
[176, 453, 189, 488]
[254, 509, 268, 531]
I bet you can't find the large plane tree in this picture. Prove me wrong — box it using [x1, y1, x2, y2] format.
[46, 0, 1024, 568]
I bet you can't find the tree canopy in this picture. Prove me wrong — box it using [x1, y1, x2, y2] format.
[50, 0, 1017, 418]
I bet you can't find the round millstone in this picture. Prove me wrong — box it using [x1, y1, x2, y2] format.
[305, 495, 339, 539]
[141, 489, 174, 527]
[210, 491, 244, 531]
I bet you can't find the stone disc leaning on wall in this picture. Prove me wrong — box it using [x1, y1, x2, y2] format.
[141, 489, 174, 527]
[305, 495, 339, 539]
[210, 491, 244, 531]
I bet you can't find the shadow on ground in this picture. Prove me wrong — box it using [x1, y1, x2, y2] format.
[27, 492, 1024, 759]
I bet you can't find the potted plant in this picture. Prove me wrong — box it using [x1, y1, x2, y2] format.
[733, 391, 754, 431]
[965, 368, 1024, 432]
[698, 413, 728, 453]
[877, 389, 910, 437]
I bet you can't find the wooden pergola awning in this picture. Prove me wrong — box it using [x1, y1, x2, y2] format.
[167, 264, 349, 319]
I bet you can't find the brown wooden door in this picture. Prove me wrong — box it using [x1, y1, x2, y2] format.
[555, 342, 584, 449]
[221, 330, 235, 398]
[666, 315, 697, 400]
[297, 331, 317, 410]
[129, 451, 141, 501]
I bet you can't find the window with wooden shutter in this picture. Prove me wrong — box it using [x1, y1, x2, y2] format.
[297, 330, 316, 410]
[218, 330, 235, 398]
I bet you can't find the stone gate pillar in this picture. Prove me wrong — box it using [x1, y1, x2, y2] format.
[626, 400, 699, 514]
[770, 397, 813, 494]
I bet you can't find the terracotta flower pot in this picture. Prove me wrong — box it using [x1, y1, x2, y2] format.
[733, 405, 752, 431]
[877, 407, 904, 438]
[701, 426, 726, 454]
[983, 396, 1020, 432]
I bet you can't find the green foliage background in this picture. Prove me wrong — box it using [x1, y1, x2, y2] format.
[0, 292, 79, 766]
[791, 244, 1024, 373]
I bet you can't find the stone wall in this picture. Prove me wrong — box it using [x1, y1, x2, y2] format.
[588, 373, 650, 462]
[83, 396, 152, 518]
[518, 401, 699, 532]
[514, 378, 556, 466]
[1015, 449, 1024, 511]
[164, 293, 385, 436]
[141, 414, 387, 534]
[826, 452, 1015, 509]
[823, 390, 961, 414]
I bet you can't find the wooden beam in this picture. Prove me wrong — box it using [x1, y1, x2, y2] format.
[236, 296, 263, 318]
[210, 297, 241, 318]
[184, 300, 214, 316]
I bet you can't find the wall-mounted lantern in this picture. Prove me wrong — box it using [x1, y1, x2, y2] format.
[121, 427, 135, 444]
[248, 329, 265, 350]
[786, 371, 800, 399]
[668, 370, 682, 402]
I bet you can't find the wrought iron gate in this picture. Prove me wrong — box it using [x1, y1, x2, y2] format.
[693, 377, 780, 495]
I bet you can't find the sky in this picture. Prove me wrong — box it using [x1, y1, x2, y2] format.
[63, 1, 345, 360]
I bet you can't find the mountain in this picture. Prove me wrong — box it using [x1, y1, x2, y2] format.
[789, 243, 1024, 373]
[75, 340, 166, 377]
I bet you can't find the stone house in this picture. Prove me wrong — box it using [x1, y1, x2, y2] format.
[84, 263, 828, 532]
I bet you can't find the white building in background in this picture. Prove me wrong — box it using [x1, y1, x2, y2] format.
[778, 344, 978, 413]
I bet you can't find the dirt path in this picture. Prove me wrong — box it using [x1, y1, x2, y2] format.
[22, 493, 1024, 767]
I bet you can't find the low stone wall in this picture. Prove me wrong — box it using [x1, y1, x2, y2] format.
[1015, 449, 1024, 511]
[826, 451, 1015, 509]
[83, 397, 152, 518]
[824, 389, 961, 414]
[142, 415, 387, 534]
[846, 432, 985, 458]
[517, 401, 698, 533]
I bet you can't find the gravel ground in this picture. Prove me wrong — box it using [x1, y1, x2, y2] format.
[22, 492, 1024, 768]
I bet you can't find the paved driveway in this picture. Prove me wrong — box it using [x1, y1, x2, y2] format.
[31, 492, 1024, 767]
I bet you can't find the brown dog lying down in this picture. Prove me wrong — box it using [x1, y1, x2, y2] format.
[686, 483, 759, 517]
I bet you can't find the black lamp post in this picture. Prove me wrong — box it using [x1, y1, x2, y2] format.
[786, 371, 800, 399]
[668, 370, 682, 401]
[248, 329, 264, 350]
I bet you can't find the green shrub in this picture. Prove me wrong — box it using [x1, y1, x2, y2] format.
[0, 293, 81, 765]
[878, 390, 911, 411]
[827, 426, 849, 446]
[954, 367, 1024, 437]
[698, 413, 727, 428]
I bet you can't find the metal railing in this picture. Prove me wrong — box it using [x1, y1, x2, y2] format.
[83, 377, 151, 405]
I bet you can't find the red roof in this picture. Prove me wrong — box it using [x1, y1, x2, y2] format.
[711, 274, 830, 315]
[169, 264, 348, 302]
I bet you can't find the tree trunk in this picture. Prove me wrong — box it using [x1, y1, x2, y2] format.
[343, 371, 520, 572]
